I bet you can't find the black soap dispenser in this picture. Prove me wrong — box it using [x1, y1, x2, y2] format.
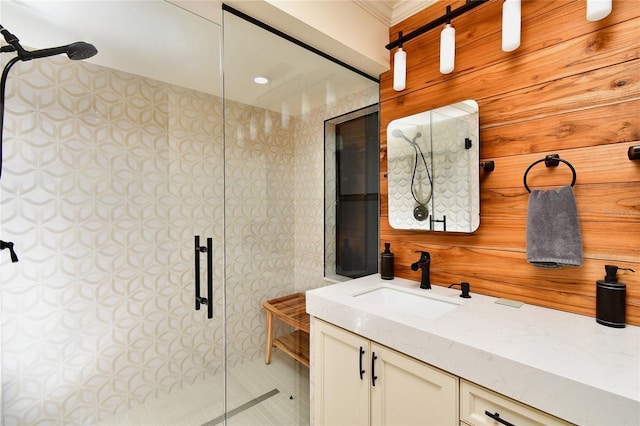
[596, 265, 635, 328]
[380, 243, 394, 280]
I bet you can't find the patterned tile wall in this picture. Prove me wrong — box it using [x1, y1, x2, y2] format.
[0, 53, 378, 424]
[222, 102, 297, 367]
[0, 56, 227, 424]
[293, 90, 379, 294]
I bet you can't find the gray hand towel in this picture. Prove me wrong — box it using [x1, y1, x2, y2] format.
[526, 185, 583, 268]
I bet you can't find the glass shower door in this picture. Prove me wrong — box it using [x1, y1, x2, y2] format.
[0, 1, 224, 424]
[221, 10, 305, 425]
[221, 7, 379, 425]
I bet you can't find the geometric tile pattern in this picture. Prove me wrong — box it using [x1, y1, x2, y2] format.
[294, 87, 379, 293]
[96, 350, 309, 426]
[0, 55, 224, 425]
[0, 32, 378, 426]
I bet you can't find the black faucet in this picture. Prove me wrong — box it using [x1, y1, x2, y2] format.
[411, 251, 431, 289]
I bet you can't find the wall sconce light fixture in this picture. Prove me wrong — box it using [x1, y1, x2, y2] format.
[440, 6, 456, 74]
[502, 0, 521, 52]
[386, 0, 489, 90]
[386, 0, 614, 86]
[393, 32, 407, 91]
[587, 0, 612, 21]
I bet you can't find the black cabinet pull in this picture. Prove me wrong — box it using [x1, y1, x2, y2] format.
[194, 236, 213, 319]
[485, 410, 515, 426]
[359, 346, 365, 380]
[371, 352, 378, 386]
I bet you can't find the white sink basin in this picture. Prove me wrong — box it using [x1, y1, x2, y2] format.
[352, 284, 462, 320]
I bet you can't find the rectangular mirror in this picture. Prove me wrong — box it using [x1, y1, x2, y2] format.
[387, 100, 479, 232]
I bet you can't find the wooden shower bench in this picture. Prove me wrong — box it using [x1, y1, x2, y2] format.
[263, 293, 310, 367]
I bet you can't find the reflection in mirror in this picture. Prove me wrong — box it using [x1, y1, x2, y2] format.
[387, 100, 479, 232]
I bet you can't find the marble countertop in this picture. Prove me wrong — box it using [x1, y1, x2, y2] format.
[306, 274, 640, 426]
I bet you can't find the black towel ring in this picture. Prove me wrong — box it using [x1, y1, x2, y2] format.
[523, 155, 576, 193]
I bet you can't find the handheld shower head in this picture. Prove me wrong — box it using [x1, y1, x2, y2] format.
[392, 128, 415, 146]
[391, 126, 433, 218]
[1, 25, 97, 61]
[66, 42, 98, 60]
[0, 24, 98, 181]
[21, 42, 98, 61]
[392, 128, 422, 146]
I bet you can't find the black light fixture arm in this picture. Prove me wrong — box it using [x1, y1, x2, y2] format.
[385, 0, 490, 50]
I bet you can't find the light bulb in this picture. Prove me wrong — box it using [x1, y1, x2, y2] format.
[393, 47, 406, 91]
[587, 0, 612, 21]
[440, 24, 455, 74]
[253, 76, 270, 85]
[502, 0, 521, 52]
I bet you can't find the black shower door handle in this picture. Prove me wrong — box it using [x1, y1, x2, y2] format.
[194, 236, 213, 319]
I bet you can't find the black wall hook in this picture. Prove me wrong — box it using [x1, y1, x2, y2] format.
[629, 145, 640, 161]
[480, 160, 495, 172]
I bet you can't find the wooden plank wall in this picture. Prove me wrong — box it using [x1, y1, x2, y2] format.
[380, 0, 640, 325]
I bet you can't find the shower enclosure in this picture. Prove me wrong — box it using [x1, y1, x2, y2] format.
[0, 1, 378, 424]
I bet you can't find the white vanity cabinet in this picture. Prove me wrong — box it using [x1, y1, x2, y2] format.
[460, 380, 572, 426]
[307, 276, 640, 425]
[312, 318, 459, 425]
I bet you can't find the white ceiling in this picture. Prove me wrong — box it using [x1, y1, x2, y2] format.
[2, 1, 222, 95]
[1, 0, 433, 116]
[223, 10, 376, 115]
[167, 1, 436, 31]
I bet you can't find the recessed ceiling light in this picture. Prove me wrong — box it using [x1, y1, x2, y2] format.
[253, 76, 270, 85]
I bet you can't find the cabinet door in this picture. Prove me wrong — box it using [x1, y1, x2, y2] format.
[312, 319, 370, 426]
[370, 343, 458, 426]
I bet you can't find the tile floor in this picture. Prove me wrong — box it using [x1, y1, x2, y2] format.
[97, 351, 310, 426]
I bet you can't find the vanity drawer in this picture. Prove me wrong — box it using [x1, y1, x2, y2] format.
[460, 380, 572, 426]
